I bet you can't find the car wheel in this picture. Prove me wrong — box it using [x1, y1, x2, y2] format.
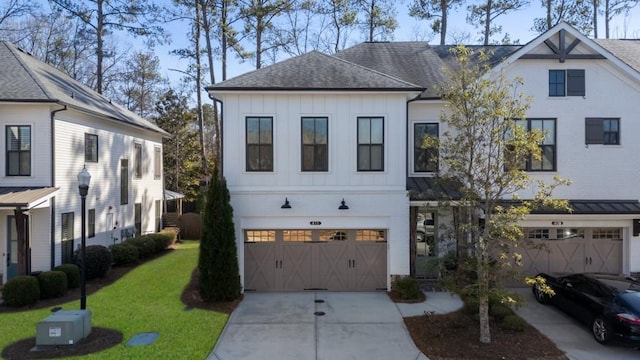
[532, 286, 549, 304]
[592, 317, 612, 344]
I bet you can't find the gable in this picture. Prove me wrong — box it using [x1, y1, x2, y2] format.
[520, 28, 606, 62]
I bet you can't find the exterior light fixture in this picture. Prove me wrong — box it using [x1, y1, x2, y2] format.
[281, 198, 291, 209]
[77, 165, 91, 310]
[338, 198, 349, 210]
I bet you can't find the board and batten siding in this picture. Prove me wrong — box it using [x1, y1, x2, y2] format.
[52, 111, 163, 264]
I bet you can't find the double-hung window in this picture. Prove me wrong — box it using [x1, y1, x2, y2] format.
[357, 117, 384, 171]
[585, 118, 619, 145]
[414, 123, 439, 172]
[85, 133, 98, 162]
[549, 69, 585, 97]
[6, 125, 31, 176]
[301, 117, 328, 171]
[246, 117, 273, 171]
[516, 119, 556, 171]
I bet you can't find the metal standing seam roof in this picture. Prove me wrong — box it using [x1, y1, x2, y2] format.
[0, 187, 59, 208]
[0, 42, 169, 137]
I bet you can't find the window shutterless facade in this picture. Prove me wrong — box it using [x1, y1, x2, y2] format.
[121, 159, 129, 205]
[301, 117, 328, 171]
[246, 116, 273, 171]
[85, 133, 98, 162]
[6, 125, 31, 176]
[414, 123, 439, 172]
[516, 118, 556, 171]
[549, 69, 585, 97]
[585, 118, 620, 145]
[357, 117, 384, 171]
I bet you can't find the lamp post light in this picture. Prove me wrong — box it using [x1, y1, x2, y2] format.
[77, 166, 91, 310]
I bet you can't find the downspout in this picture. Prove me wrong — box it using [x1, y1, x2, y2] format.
[50, 105, 67, 269]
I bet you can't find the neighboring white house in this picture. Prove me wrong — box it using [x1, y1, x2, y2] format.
[207, 22, 640, 292]
[0, 42, 169, 284]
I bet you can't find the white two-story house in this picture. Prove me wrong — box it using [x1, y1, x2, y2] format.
[0, 42, 169, 284]
[208, 22, 640, 292]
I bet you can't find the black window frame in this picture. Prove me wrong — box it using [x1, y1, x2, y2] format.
[585, 118, 620, 145]
[61, 212, 74, 264]
[6, 125, 31, 176]
[246, 116, 274, 172]
[85, 133, 98, 162]
[301, 117, 329, 172]
[518, 118, 557, 172]
[134, 142, 142, 178]
[121, 159, 129, 205]
[549, 69, 585, 97]
[88, 208, 96, 238]
[357, 116, 384, 172]
[414, 123, 439, 173]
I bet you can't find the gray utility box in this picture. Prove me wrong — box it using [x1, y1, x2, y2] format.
[36, 310, 92, 346]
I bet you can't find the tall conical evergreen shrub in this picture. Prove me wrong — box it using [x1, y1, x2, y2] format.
[198, 167, 241, 301]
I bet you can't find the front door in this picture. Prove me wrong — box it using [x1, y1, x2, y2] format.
[414, 210, 438, 278]
[6, 216, 18, 280]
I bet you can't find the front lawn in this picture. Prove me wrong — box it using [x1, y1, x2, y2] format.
[0, 241, 228, 359]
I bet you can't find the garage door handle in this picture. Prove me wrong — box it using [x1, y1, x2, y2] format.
[589, 257, 592, 265]
[348, 259, 352, 268]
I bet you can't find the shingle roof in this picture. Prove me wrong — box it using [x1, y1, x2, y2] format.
[0, 42, 168, 136]
[594, 39, 640, 73]
[207, 50, 424, 92]
[336, 43, 521, 98]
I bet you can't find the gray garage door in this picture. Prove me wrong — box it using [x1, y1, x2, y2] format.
[244, 229, 387, 291]
[519, 228, 622, 276]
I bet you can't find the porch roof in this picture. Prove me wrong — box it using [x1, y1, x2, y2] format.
[0, 187, 59, 209]
[407, 177, 462, 202]
[529, 200, 640, 215]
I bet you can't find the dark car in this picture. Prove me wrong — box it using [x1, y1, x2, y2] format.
[532, 273, 640, 346]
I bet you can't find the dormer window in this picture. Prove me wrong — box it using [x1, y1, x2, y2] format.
[549, 69, 585, 97]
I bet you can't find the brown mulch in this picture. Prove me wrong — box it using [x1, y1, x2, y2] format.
[404, 311, 568, 360]
[1, 242, 242, 359]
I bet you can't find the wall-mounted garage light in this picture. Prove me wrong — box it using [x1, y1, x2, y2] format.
[281, 198, 291, 209]
[338, 198, 349, 210]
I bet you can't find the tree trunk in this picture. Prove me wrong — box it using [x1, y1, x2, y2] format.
[546, 0, 552, 30]
[484, 0, 491, 45]
[200, 0, 221, 170]
[96, 0, 104, 94]
[221, 0, 228, 81]
[593, 0, 598, 38]
[256, 14, 263, 69]
[440, 0, 447, 45]
[195, 0, 208, 179]
[478, 237, 491, 343]
[605, 0, 610, 38]
[369, 0, 375, 42]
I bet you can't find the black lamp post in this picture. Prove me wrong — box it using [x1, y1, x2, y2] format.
[77, 166, 91, 310]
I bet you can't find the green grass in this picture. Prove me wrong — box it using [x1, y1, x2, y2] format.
[0, 241, 229, 359]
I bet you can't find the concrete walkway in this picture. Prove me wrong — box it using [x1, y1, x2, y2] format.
[208, 291, 463, 360]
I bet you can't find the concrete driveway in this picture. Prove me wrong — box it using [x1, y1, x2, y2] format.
[513, 287, 640, 360]
[207, 292, 429, 360]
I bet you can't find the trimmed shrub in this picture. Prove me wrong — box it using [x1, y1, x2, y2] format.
[53, 263, 81, 289]
[502, 314, 526, 331]
[2, 275, 40, 307]
[127, 236, 156, 258]
[147, 232, 174, 252]
[74, 245, 112, 280]
[393, 277, 423, 300]
[110, 242, 139, 265]
[489, 304, 513, 320]
[37, 271, 68, 299]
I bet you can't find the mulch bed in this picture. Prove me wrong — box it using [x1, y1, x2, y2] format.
[0, 243, 242, 359]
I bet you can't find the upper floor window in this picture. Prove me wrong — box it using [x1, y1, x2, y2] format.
[121, 159, 129, 205]
[357, 117, 384, 171]
[549, 69, 585, 97]
[154, 146, 162, 179]
[6, 125, 31, 176]
[85, 133, 98, 162]
[134, 143, 142, 178]
[246, 116, 273, 171]
[516, 119, 556, 171]
[585, 118, 619, 145]
[301, 117, 328, 171]
[414, 123, 439, 172]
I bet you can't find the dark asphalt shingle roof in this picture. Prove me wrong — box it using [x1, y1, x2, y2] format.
[207, 50, 424, 92]
[0, 42, 168, 136]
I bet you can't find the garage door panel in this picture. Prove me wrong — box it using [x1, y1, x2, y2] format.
[244, 244, 277, 291]
[520, 244, 550, 275]
[281, 244, 313, 291]
[353, 243, 387, 290]
[549, 240, 585, 273]
[588, 240, 622, 274]
[317, 242, 349, 291]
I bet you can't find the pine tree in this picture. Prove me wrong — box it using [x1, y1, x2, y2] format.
[198, 167, 241, 301]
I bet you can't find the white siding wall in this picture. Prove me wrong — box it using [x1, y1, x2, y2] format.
[53, 110, 164, 265]
[29, 207, 51, 272]
[221, 91, 413, 288]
